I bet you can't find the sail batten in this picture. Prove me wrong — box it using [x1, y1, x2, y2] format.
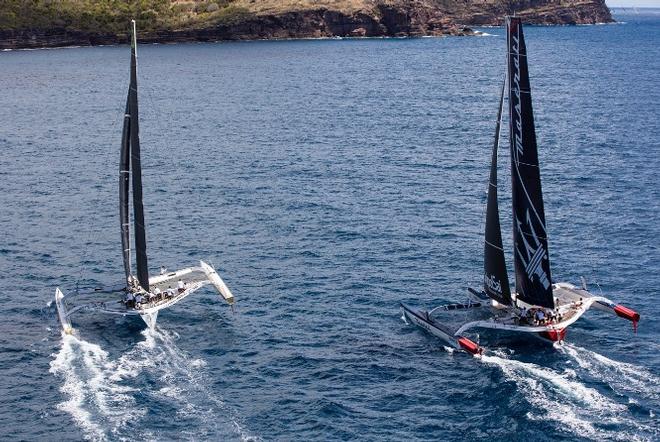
[506, 17, 553, 308]
[483, 78, 512, 305]
[127, 20, 149, 291]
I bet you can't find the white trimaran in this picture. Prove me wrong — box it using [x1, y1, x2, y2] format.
[401, 17, 640, 355]
[55, 21, 234, 333]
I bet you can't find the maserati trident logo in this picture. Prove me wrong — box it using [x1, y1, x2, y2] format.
[516, 209, 550, 290]
[484, 274, 503, 295]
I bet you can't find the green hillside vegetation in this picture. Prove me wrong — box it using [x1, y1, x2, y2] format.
[0, 0, 252, 32]
[0, 0, 614, 49]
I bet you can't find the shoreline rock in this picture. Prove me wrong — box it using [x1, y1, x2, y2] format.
[0, 1, 613, 50]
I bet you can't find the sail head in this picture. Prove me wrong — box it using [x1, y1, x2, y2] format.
[506, 17, 553, 308]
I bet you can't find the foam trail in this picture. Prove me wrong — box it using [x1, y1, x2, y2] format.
[143, 328, 260, 441]
[49, 333, 142, 441]
[50, 329, 258, 441]
[560, 343, 660, 402]
[482, 352, 654, 441]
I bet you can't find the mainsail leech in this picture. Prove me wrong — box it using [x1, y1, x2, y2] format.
[483, 78, 512, 305]
[506, 17, 553, 308]
[127, 20, 149, 291]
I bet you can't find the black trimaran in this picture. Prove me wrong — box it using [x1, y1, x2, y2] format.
[401, 17, 639, 355]
[55, 21, 235, 333]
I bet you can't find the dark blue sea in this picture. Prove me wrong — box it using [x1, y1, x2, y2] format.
[1, 9, 658, 441]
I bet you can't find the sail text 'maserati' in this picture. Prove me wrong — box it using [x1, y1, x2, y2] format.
[511, 33, 524, 160]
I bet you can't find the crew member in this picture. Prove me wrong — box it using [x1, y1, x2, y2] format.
[534, 309, 545, 325]
[125, 292, 135, 308]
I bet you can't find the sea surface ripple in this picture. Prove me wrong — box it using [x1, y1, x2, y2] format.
[0, 9, 658, 441]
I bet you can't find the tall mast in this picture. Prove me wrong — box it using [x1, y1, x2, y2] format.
[506, 17, 553, 308]
[483, 78, 512, 305]
[119, 96, 132, 282]
[128, 20, 150, 291]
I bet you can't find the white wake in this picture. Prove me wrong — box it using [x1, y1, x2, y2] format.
[50, 328, 258, 441]
[560, 343, 659, 402]
[482, 349, 657, 441]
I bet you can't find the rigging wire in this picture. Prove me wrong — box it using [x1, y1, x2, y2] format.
[142, 79, 220, 263]
[74, 101, 127, 292]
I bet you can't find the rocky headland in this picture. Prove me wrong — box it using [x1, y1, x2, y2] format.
[0, 0, 614, 50]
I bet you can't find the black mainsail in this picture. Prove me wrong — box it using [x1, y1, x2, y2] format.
[119, 98, 132, 282]
[53, 20, 240, 335]
[506, 17, 553, 308]
[396, 17, 642, 353]
[120, 20, 150, 291]
[483, 80, 512, 305]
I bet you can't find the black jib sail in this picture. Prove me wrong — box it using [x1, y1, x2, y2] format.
[483, 80, 512, 305]
[506, 17, 553, 308]
[126, 21, 149, 291]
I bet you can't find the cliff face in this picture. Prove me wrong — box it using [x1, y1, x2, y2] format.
[0, 0, 613, 50]
[447, 0, 614, 26]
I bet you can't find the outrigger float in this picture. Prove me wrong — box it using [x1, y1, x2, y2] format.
[55, 21, 234, 334]
[401, 17, 639, 356]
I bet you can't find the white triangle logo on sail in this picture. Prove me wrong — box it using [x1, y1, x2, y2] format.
[516, 209, 550, 290]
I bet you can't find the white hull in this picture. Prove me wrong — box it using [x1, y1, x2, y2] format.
[403, 282, 640, 352]
[55, 260, 235, 332]
[456, 285, 604, 336]
[55, 288, 73, 335]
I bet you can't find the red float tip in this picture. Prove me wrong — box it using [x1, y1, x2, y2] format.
[614, 305, 640, 323]
[457, 336, 482, 356]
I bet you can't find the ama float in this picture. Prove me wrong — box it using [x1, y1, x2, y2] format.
[401, 17, 640, 356]
[55, 21, 235, 333]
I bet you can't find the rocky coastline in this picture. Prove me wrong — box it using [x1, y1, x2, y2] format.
[0, 0, 613, 50]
